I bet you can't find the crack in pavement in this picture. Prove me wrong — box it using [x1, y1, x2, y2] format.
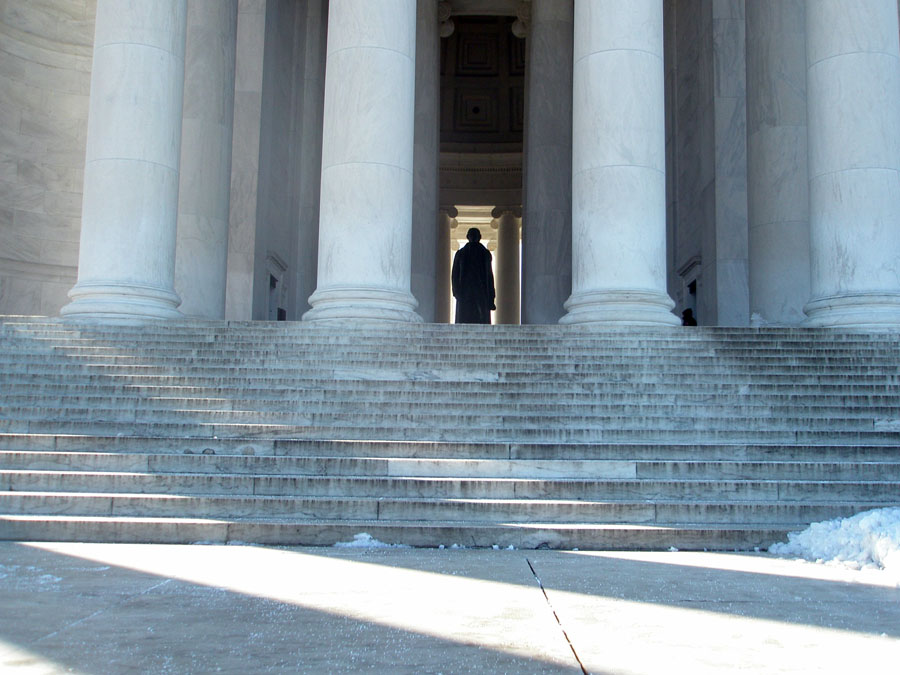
[34, 578, 173, 645]
[527, 557, 589, 675]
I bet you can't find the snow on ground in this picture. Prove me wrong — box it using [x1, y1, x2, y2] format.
[333, 533, 411, 549]
[770, 507, 900, 572]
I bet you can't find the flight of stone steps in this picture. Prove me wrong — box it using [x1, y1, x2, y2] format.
[1, 315, 899, 550]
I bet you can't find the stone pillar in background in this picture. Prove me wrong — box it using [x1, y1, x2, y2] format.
[304, 0, 421, 322]
[746, 0, 809, 326]
[175, 0, 238, 319]
[411, 0, 441, 323]
[493, 207, 521, 324]
[294, 0, 329, 318]
[561, 0, 679, 326]
[522, 0, 573, 324]
[62, 0, 188, 320]
[804, 0, 900, 327]
[435, 207, 456, 324]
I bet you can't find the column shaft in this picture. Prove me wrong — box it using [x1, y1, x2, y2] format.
[746, 0, 809, 325]
[522, 0, 573, 324]
[411, 0, 441, 323]
[62, 0, 188, 320]
[561, 0, 678, 325]
[175, 0, 238, 319]
[805, 0, 900, 327]
[494, 210, 521, 324]
[304, 0, 421, 322]
[435, 209, 455, 324]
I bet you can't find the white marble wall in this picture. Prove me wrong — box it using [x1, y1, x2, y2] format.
[671, 0, 749, 326]
[708, 0, 749, 326]
[62, 0, 187, 319]
[225, 0, 266, 320]
[804, 0, 900, 327]
[292, 0, 328, 320]
[746, 0, 809, 326]
[175, 0, 237, 319]
[411, 0, 441, 323]
[522, 0, 573, 325]
[251, 0, 301, 320]
[0, 0, 95, 315]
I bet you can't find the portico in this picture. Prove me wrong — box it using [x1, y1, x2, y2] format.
[3, 0, 900, 328]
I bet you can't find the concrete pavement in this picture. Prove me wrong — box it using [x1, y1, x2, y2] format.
[1, 542, 898, 674]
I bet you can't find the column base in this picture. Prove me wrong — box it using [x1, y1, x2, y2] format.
[60, 282, 182, 321]
[560, 289, 680, 326]
[803, 293, 900, 329]
[303, 287, 423, 323]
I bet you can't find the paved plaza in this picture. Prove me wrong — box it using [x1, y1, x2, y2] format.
[1, 542, 897, 674]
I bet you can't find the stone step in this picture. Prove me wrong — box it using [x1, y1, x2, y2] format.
[3, 317, 898, 550]
[5, 371, 899, 394]
[3, 393, 899, 421]
[0, 401, 888, 428]
[5, 341, 900, 359]
[4, 319, 898, 343]
[3, 434, 899, 461]
[4, 470, 899, 501]
[6, 369, 899, 390]
[0, 383, 900, 417]
[3, 451, 897, 480]
[4, 353, 899, 373]
[4, 380, 899, 405]
[0, 492, 888, 526]
[3, 419, 898, 444]
[0, 513, 807, 549]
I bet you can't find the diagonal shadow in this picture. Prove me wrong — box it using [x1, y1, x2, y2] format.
[0, 542, 580, 674]
[293, 545, 900, 639]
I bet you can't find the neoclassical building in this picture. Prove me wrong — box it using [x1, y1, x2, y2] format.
[2, 0, 900, 328]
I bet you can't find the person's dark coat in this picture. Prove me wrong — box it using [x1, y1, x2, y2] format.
[451, 241, 495, 324]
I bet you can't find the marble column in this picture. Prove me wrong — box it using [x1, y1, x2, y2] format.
[522, 0, 573, 324]
[493, 208, 521, 324]
[411, 0, 441, 323]
[746, 0, 809, 325]
[303, 0, 421, 322]
[175, 0, 238, 319]
[804, 0, 900, 327]
[62, 0, 187, 320]
[435, 207, 456, 324]
[561, 0, 679, 326]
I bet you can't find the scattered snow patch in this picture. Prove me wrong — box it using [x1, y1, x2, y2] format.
[333, 533, 410, 549]
[770, 508, 900, 571]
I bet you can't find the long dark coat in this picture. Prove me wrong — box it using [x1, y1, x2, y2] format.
[451, 241, 495, 324]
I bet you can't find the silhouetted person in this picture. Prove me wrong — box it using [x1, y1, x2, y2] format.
[681, 308, 697, 326]
[452, 227, 495, 324]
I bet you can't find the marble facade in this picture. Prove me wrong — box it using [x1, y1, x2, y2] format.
[2, 0, 900, 327]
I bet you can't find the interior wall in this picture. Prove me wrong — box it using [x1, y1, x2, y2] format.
[670, 0, 749, 326]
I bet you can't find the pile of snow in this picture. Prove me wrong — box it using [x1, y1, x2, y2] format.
[333, 533, 410, 549]
[769, 508, 900, 571]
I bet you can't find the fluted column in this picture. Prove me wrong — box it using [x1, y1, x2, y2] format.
[62, 0, 187, 320]
[175, 0, 238, 319]
[435, 207, 456, 324]
[804, 0, 900, 327]
[304, 0, 421, 322]
[561, 0, 679, 326]
[411, 0, 441, 323]
[493, 208, 521, 324]
[522, 0, 573, 324]
[746, 0, 809, 326]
